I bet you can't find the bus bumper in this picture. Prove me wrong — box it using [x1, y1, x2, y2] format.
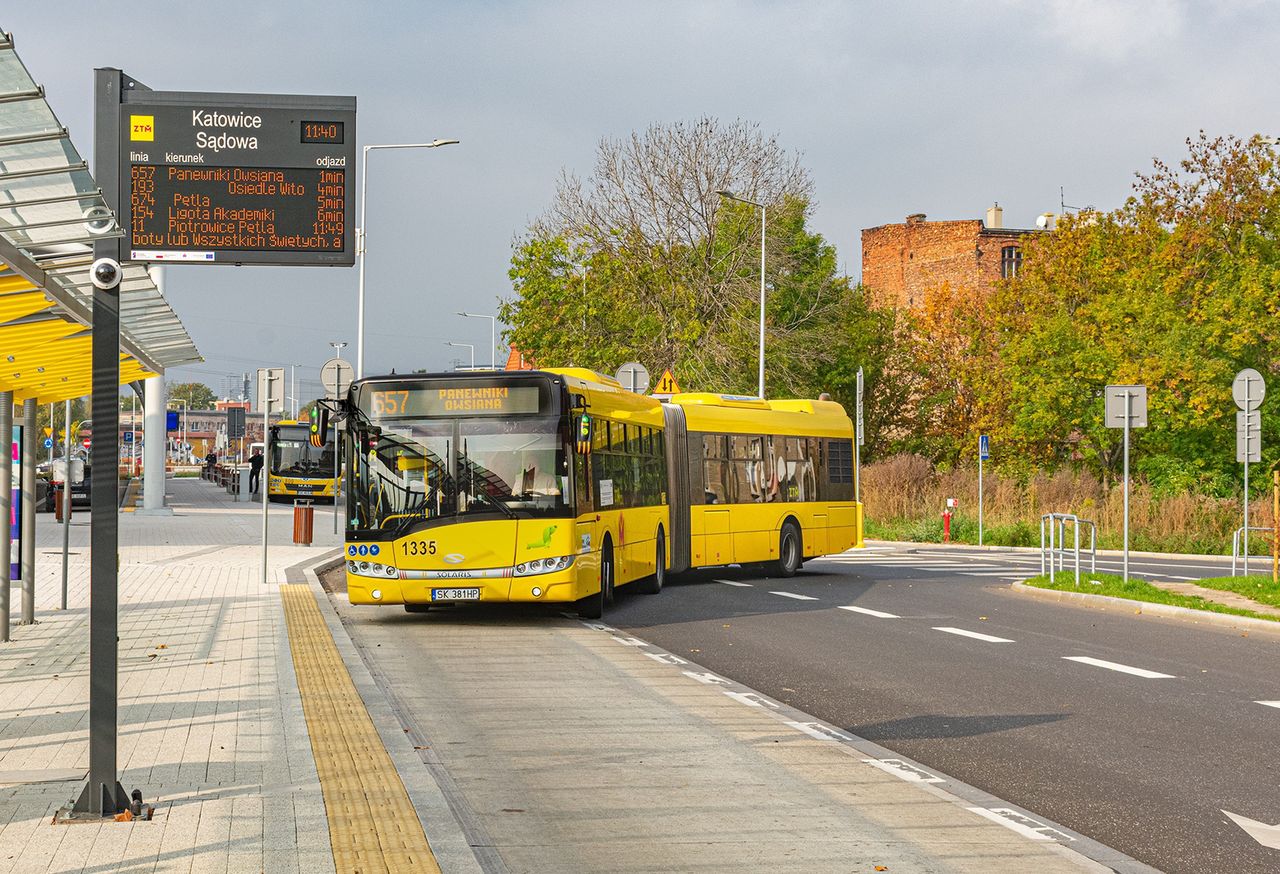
[346, 561, 583, 606]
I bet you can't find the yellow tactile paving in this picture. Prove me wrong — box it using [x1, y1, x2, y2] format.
[280, 583, 443, 874]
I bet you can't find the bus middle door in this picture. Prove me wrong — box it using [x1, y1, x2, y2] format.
[573, 446, 599, 594]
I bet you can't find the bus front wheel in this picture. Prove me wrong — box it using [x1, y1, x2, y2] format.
[775, 521, 802, 578]
[577, 540, 614, 619]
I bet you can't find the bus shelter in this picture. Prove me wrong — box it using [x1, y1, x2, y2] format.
[0, 29, 200, 641]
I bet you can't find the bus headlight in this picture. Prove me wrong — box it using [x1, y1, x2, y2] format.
[514, 555, 575, 577]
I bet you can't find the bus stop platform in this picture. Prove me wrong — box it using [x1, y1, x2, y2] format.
[0, 477, 1128, 873]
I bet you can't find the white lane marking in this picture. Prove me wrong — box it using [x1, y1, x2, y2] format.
[960, 571, 1036, 577]
[862, 758, 944, 783]
[1165, 575, 1199, 581]
[1255, 701, 1280, 709]
[724, 690, 779, 708]
[785, 720, 853, 741]
[933, 626, 1015, 643]
[610, 635, 648, 646]
[838, 605, 900, 619]
[1062, 656, 1174, 679]
[683, 670, 731, 686]
[967, 807, 1074, 842]
[644, 651, 687, 665]
[771, 590, 819, 601]
[715, 579, 753, 587]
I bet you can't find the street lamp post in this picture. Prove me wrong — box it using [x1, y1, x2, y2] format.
[445, 342, 475, 370]
[290, 363, 302, 419]
[356, 139, 459, 380]
[458, 312, 498, 369]
[716, 190, 767, 398]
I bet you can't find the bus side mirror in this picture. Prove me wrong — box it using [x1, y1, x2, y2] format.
[570, 393, 588, 412]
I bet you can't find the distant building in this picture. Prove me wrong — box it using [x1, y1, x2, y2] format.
[861, 205, 1042, 309]
[504, 344, 536, 371]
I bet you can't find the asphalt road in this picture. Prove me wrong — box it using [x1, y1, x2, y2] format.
[608, 544, 1280, 874]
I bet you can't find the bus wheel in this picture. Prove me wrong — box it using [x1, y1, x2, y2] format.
[404, 604, 431, 614]
[637, 529, 665, 595]
[775, 521, 802, 578]
[577, 541, 613, 619]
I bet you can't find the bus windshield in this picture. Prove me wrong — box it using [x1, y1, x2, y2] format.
[271, 426, 336, 477]
[350, 415, 571, 534]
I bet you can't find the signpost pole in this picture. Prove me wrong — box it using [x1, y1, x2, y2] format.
[261, 387, 272, 587]
[1123, 390, 1131, 584]
[20, 399, 36, 626]
[74, 66, 128, 818]
[1244, 379, 1251, 578]
[978, 436, 984, 548]
[854, 367, 863, 505]
[61, 398, 70, 611]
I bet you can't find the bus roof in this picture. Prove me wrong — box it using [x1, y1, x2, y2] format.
[667, 392, 852, 438]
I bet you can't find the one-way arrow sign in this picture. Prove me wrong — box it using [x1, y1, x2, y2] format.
[1223, 809, 1280, 850]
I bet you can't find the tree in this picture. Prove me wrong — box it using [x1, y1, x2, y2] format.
[167, 381, 217, 410]
[501, 118, 877, 400]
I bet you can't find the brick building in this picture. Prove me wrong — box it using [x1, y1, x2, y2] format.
[860, 205, 1041, 309]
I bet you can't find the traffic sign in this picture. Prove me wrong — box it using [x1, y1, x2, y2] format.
[652, 369, 681, 396]
[615, 362, 650, 394]
[123, 431, 134, 444]
[1104, 385, 1148, 428]
[321, 357, 353, 398]
[1233, 368, 1265, 412]
[979, 434, 990, 460]
[257, 368, 286, 414]
[43, 437, 53, 450]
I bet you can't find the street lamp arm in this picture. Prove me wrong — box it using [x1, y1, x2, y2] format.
[365, 140, 460, 153]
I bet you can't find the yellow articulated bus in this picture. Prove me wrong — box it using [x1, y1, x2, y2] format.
[267, 420, 339, 502]
[340, 369, 862, 617]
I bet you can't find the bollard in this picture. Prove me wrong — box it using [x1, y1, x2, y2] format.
[293, 500, 314, 546]
[55, 484, 70, 522]
[942, 509, 952, 543]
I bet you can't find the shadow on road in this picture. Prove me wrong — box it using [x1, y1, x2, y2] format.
[853, 711, 1068, 740]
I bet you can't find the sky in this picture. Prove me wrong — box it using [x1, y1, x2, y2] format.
[7, 1, 1280, 403]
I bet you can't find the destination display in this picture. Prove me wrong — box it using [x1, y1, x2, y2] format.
[118, 91, 356, 266]
[364, 385, 543, 418]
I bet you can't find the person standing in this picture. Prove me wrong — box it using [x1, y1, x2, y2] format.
[249, 448, 264, 495]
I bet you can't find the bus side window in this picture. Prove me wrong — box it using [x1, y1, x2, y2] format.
[730, 435, 766, 503]
[702, 435, 728, 504]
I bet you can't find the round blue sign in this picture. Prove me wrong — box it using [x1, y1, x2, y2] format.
[347, 545, 357, 556]
[369, 544, 380, 556]
[358, 545, 368, 556]
[43, 437, 53, 449]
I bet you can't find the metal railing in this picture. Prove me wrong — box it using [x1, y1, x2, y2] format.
[1040, 513, 1097, 586]
[1231, 526, 1274, 577]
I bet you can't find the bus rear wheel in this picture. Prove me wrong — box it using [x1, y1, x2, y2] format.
[636, 529, 665, 595]
[774, 521, 802, 578]
[577, 540, 614, 619]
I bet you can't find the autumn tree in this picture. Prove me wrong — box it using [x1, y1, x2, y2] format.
[166, 381, 217, 410]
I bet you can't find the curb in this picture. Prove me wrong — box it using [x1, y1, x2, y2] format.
[1009, 580, 1280, 637]
[870, 540, 1240, 562]
[291, 551, 488, 874]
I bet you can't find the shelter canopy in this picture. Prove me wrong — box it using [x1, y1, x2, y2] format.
[0, 29, 200, 404]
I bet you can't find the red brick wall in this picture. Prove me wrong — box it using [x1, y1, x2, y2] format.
[861, 215, 1030, 309]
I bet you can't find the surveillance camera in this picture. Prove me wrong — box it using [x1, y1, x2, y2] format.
[90, 257, 122, 290]
[82, 206, 116, 236]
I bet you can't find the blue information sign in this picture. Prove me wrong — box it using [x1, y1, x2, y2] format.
[166, 411, 179, 432]
[979, 434, 990, 461]
[43, 437, 53, 449]
[123, 431, 134, 444]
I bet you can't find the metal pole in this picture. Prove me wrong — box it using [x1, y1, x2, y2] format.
[130, 393, 136, 475]
[47, 403, 53, 464]
[356, 146, 369, 380]
[0, 392, 11, 642]
[20, 398, 35, 625]
[1123, 390, 1131, 583]
[1244, 377, 1254, 577]
[978, 441, 984, 548]
[758, 204, 766, 399]
[61, 398, 70, 611]
[290, 365, 296, 419]
[854, 366, 863, 505]
[261, 393, 271, 586]
[73, 66, 128, 816]
[334, 423, 342, 536]
[1272, 470, 1278, 584]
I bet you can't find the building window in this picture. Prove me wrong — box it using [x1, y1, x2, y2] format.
[1000, 245, 1022, 279]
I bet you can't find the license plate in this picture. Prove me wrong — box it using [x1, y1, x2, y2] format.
[431, 587, 481, 602]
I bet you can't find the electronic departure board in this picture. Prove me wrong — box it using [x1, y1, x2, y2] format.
[117, 91, 356, 266]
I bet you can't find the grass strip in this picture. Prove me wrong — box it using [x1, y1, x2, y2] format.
[1193, 575, 1280, 610]
[1023, 572, 1279, 622]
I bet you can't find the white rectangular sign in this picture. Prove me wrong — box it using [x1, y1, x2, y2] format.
[256, 367, 285, 415]
[1237, 410, 1261, 463]
[598, 479, 614, 507]
[1104, 385, 1147, 428]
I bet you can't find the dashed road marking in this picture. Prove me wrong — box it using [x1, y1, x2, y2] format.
[724, 690, 779, 708]
[1255, 701, 1280, 709]
[1062, 656, 1174, 679]
[933, 626, 1014, 643]
[838, 605, 900, 619]
[960, 571, 1036, 577]
[785, 720, 853, 741]
[770, 591, 819, 601]
[862, 758, 944, 783]
[967, 807, 1075, 842]
[715, 579, 753, 587]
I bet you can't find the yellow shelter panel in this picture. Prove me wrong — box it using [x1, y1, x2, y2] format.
[0, 275, 37, 295]
[0, 290, 53, 324]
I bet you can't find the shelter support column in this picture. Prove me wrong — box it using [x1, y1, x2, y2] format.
[142, 376, 167, 513]
[0, 392, 10, 642]
[20, 398, 35, 626]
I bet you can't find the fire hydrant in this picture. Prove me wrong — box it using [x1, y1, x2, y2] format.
[943, 498, 957, 543]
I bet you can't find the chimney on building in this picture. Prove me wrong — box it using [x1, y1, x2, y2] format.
[985, 203, 1003, 229]
[906, 213, 926, 225]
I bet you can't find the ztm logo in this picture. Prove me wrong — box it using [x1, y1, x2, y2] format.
[129, 115, 154, 142]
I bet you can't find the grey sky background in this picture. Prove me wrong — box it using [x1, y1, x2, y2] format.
[7, 1, 1279, 401]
